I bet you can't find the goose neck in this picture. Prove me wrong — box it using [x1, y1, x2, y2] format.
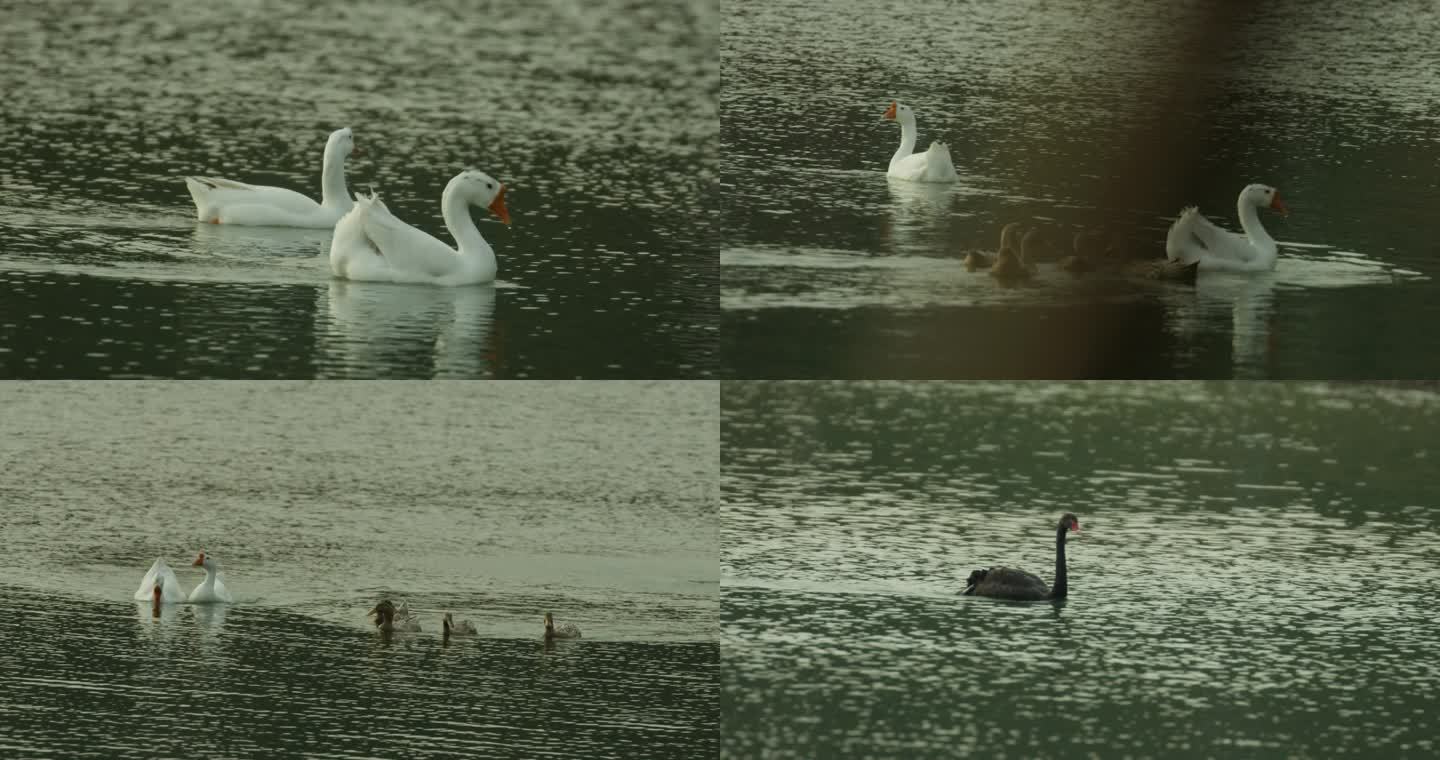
[1236, 195, 1274, 248]
[894, 115, 918, 162]
[441, 180, 489, 256]
[320, 146, 351, 209]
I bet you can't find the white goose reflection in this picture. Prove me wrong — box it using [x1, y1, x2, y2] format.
[134, 600, 183, 626]
[1160, 250, 1412, 377]
[882, 177, 962, 256]
[193, 603, 229, 630]
[188, 222, 333, 260]
[319, 280, 500, 378]
[1161, 271, 1279, 378]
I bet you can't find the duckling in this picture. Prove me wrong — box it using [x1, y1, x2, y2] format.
[442, 612, 477, 638]
[543, 612, 581, 640]
[368, 599, 422, 633]
[989, 246, 1030, 282]
[999, 221, 1025, 254]
[968, 221, 1027, 272]
[1019, 228, 1050, 276]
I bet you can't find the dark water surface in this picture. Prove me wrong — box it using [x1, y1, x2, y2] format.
[0, 382, 719, 757]
[0, 0, 717, 378]
[0, 586, 716, 758]
[723, 382, 1440, 758]
[721, 0, 1440, 378]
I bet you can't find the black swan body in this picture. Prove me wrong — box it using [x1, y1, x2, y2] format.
[964, 513, 1080, 600]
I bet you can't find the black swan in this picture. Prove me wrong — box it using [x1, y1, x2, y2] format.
[963, 513, 1080, 600]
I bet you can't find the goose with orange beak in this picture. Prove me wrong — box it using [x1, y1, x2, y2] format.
[329, 168, 512, 286]
[1165, 183, 1289, 272]
[187, 551, 234, 603]
[882, 101, 959, 183]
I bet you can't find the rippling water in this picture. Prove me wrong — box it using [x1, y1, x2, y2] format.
[722, 382, 1440, 758]
[721, 0, 1440, 378]
[0, 0, 718, 379]
[0, 382, 718, 757]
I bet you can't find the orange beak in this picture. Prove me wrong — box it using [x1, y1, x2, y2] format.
[883, 101, 897, 121]
[489, 184, 511, 225]
[1270, 193, 1289, 217]
[192, 552, 205, 567]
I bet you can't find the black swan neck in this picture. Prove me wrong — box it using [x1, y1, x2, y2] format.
[1051, 524, 1069, 598]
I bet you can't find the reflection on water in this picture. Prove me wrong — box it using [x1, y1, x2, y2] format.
[723, 381, 1440, 758]
[722, 0, 1440, 378]
[132, 600, 230, 631]
[320, 281, 500, 378]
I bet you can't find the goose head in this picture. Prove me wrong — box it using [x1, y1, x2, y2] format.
[326, 127, 357, 159]
[543, 612, 556, 634]
[191, 552, 217, 572]
[443, 612, 455, 634]
[1243, 183, 1287, 216]
[882, 100, 916, 126]
[448, 169, 511, 225]
[152, 580, 164, 616]
[964, 569, 989, 594]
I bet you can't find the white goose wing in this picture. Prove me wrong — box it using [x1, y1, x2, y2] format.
[185, 176, 322, 216]
[1170, 207, 1256, 263]
[359, 196, 464, 279]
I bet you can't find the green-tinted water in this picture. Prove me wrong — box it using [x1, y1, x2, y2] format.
[0, 381, 719, 757]
[723, 382, 1440, 757]
[0, 0, 717, 378]
[721, 0, 1440, 378]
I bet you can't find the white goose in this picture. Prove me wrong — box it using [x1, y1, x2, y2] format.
[329, 169, 511, 286]
[1165, 184, 1289, 272]
[882, 101, 958, 183]
[134, 558, 186, 603]
[184, 127, 357, 228]
[188, 552, 234, 603]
